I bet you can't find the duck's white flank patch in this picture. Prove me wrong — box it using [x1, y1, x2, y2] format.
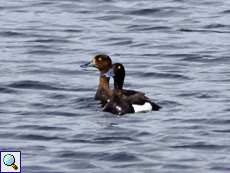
[133, 102, 152, 113]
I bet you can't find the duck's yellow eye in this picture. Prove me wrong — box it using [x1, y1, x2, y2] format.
[98, 57, 102, 61]
[118, 66, 121, 69]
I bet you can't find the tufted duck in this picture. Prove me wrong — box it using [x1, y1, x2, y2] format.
[102, 63, 161, 115]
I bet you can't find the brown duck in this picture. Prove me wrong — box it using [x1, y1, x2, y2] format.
[80, 54, 147, 105]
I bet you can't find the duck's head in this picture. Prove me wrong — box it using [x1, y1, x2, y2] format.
[102, 63, 125, 82]
[80, 54, 112, 72]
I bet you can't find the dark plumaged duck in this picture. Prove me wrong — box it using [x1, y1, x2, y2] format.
[80, 54, 147, 104]
[102, 63, 161, 115]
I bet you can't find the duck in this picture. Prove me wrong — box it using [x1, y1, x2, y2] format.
[80, 54, 147, 105]
[102, 63, 161, 115]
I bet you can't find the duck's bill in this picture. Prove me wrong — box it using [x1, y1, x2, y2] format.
[80, 60, 94, 68]
[102, 68, 115, 78]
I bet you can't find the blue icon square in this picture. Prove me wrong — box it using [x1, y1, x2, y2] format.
[0, 151, 21, 173]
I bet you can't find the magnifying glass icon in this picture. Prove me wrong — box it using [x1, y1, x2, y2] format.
[3, 154, 18, 170]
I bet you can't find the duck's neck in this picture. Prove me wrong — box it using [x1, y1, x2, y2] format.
[113, 76, 124, 95]
[99, 70, 110, 90]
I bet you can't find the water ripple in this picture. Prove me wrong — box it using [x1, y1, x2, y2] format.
[128, 8, 161, 15]
[220, 10, 230, 14]
[204, 23, 228, 29]
[27, 38, 70, 43]
[15, 125, 69, 131]
[66, 162, 97, 169]
[139, 72, 191, 80]
[8, 80, 60, 90]
[162, 164, 195, 170]
[26, 50, 61, 55]
[127, 25, 170, 31]
[58, 150, 138, 162]
[17, 134, 61, 141]
[0, 86, 17, 94]
[0, 31, 26, 37]
[210, 166, 230, 171]
[171, 142, 228, 150]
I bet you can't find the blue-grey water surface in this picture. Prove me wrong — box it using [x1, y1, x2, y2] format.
[1, 0, 230, 172]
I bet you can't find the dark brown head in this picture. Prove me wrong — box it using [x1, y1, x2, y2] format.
[80, 54, 112, 72]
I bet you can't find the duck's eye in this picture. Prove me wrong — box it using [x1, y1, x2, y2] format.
[118, 66, 121, 69]
[98, 57, 102, 61]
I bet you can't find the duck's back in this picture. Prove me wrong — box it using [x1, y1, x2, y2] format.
[122, 89, 148, 99]
[95, 88, 147, 105]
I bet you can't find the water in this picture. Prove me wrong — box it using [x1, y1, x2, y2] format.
[1, 0, 230, 172]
